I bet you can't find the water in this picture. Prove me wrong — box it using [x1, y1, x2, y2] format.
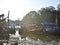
[3, 34, 60, 45]
[7, 29, 60, 45]
[19, 32, 60, 45]
[19, 36, 60, 45]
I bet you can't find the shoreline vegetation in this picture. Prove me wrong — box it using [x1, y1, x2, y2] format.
[19, 4, 60, 41]
[0, 4, 60, 44]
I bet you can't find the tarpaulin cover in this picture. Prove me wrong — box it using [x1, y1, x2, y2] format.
[42, 22, 57, 26]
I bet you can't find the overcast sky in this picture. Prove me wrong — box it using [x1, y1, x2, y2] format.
[0, 0, 59, 20]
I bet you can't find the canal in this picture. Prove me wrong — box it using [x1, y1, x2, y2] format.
[2, 29, 60, 45]
[19, 31, 60, 45]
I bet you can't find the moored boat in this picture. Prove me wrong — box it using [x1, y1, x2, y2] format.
[41, 22, 60, 35]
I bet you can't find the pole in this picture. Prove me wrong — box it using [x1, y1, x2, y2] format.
[8, 11, 10, 28]
[56, 10, 57, 24]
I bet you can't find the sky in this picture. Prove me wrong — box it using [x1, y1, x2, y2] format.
[0, 0, 60, 20]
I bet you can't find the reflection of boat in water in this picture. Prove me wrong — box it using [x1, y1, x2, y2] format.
[41, 22, 60, 35]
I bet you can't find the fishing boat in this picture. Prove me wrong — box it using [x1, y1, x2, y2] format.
[41, 22, 60, 35]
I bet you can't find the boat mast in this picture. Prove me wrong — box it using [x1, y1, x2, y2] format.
[56, 10, 57, 24]
[8, 11, 10, 28]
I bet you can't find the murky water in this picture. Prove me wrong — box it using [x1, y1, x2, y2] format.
[8, 30, 60, 45]
[19, 33, 60, 45]
[17, 36, 60, 45]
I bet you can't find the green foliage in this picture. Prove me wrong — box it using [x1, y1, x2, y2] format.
[22, 11, 41, 25]
[22, 4, 60, 27]
[57, 4, 60, 10]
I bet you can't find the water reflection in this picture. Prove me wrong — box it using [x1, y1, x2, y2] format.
[8, 28, 60, 45]
[23, 36, 60, 45]
[20, 32, 60, 45]
[8, 32, 60, 45]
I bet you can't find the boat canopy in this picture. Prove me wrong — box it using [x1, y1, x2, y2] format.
[41, 22, 57, 26]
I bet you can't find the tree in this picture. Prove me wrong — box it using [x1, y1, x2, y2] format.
[57, 4, 60, 10]
[38, 6, 55, 23]
[45, 6, 55, 11]
[22, 11, 41, 26]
